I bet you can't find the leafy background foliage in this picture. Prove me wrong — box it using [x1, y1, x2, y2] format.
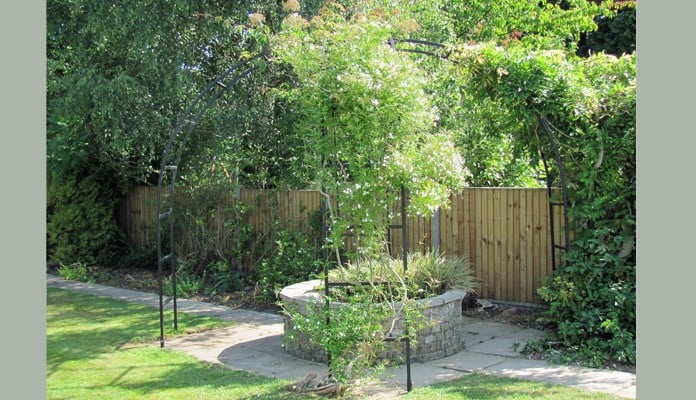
[47, 171, 126, 267]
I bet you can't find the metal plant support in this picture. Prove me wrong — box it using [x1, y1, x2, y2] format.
[155, 53, 266, 347]
[152, 39, 572, 400]
[321, 186, 412, 392]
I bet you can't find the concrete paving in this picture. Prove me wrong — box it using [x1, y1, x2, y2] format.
[47, 274, 636, 398]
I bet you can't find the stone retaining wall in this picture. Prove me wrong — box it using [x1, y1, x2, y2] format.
[279, 280, 467, 364]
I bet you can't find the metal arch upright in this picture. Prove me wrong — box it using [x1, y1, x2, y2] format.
[536, 116, 571, 270]
[155, 52, 267, 348]
[321, 185, 412, 391]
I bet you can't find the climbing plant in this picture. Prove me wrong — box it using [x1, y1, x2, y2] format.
[449, 42, 636, 367]
[272, 4, 467, 258]
[271, 4, 468, 385]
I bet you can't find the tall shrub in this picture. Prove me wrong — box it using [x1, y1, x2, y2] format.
[47, 173, 126, 267]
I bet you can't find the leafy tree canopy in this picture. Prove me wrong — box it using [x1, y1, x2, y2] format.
[48, 0, 274, 186]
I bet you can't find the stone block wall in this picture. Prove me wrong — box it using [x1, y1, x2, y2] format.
[280, 280, 468, 364]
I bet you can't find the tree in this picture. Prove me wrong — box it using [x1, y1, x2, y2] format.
[46, 0, 295, 264]
[577, 0, 636, 57]
[47, 0, 272, 184]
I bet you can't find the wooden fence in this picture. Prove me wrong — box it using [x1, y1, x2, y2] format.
[118, 186, 566, 304]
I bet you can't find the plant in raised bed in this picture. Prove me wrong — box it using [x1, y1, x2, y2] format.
[282, 251, 477, 387]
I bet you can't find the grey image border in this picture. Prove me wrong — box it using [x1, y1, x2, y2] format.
[636, 0, 695, 398]
[1, 2, 47, 399]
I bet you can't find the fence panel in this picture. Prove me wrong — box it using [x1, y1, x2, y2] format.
[117, 186, 565, 304]
[117, 186, 158, 250]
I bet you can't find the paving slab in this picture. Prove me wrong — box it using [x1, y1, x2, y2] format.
[485, 358, 637, 399]
[460, 317, 545, 358]
[382, 361, 466, 388]
[434, 351, 511, 373]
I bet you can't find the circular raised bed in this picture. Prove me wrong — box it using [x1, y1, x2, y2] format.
[279, 279, 468, 364]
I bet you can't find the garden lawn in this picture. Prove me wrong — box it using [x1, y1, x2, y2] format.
[402, 373, 626, 400]
[47, 287, 314, 400]
[47, 287, 627, 400]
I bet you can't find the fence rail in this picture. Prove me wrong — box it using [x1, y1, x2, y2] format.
[118, 186, 566, 304]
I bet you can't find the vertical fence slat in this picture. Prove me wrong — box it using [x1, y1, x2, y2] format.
[529, 189, 537, 303]
[503, 189, 512, 301]
[474, 189, 484, 297]
[443, 200, 453, 256]
[540, 190, 548, 301]
[493, 189, 502, 300]
[465, 190, 479, 289]
[521, 189, 531, 303]
[511, 189, 520, 302]
[482, 189, 491, 299]
[532, 189, 543, 303]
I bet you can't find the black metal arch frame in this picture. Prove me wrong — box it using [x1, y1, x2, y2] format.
[388, 38, 571, 269]
[320, 185, 413, 391]
[155, 37, 571, 394]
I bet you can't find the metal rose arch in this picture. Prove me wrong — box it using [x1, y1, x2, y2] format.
[155, 51, 267, 348]
[387, 38, 570, 269]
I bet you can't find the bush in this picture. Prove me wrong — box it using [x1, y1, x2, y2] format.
[174, 184, 251, 277]
[116, 246, 158, 270]
[162, 262, 206, 298]
[47, 173, 126, 267]
[257, 221, 324, 302]
[537, 228, 636, 367]
[284, 288, 393, 384]
[577, 4, 635, 57]
[57, 262, 90, 282]
[205, 259, 245, 295]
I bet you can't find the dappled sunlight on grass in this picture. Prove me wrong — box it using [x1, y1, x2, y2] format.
[47, 288, 315, 400]
[49, 348, 294, 399]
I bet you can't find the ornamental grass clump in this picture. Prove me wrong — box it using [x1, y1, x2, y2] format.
[329, 250, 477, 300]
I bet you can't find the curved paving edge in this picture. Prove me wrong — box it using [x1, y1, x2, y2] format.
[47, 274, 635, 399]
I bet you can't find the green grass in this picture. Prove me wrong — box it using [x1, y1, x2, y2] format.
[402, 373, 626, 400]
[47, 287, 628, 400]
[47, 287, 315, 400]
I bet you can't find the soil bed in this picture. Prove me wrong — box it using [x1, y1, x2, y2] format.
[46, 265, 548, 325]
